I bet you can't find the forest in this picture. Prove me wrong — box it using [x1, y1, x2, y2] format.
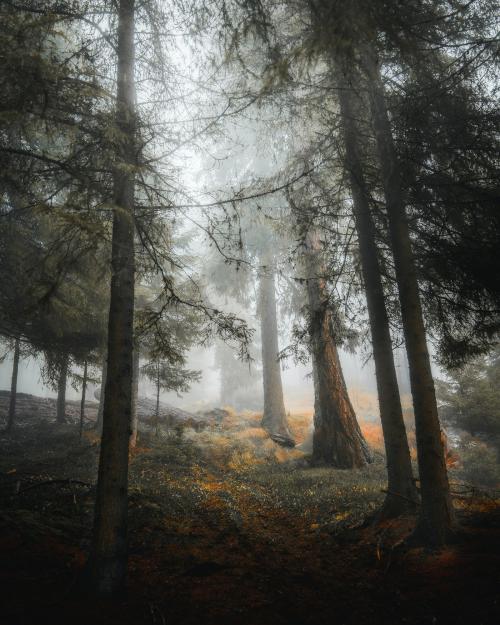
[0, 1, 499, 624]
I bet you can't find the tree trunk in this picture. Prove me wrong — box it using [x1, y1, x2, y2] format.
[95, 356, 107, 433]
[79, 359, 88, 440]
[361, 45, 455, 543]
[56, 352, 69, 425]
[129, 346, 139, 448]
[336, 65, 417, 514]
[155, 360, 161, 437]
[258, 258, 295, 447]
[303, 229, 371, 468]
[87, 0, 137, 595]
[7, 338, 20, 432]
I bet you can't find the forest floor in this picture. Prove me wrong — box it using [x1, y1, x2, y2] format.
[0, 406, 499, 625]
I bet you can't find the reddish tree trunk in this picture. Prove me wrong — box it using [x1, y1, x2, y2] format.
[304, 229, 371, 468]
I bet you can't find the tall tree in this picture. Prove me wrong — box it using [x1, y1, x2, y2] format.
[87, 0, 137, 595]
[335, 65, 416, 511]
[360, 44, 455, 543]
[258, 252, 295, 447]
[204, 203, 295, 446]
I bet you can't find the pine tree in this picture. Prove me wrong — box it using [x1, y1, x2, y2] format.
[87, 0, 137, 595]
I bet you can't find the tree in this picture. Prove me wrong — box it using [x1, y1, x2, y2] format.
[129, 346, 140, 447]
[334, 63, 416, 511]
[95, 357, 107, 434]
[359, 42, 455, 543]
[302, 227, 371, 467]
[56, 352, 70, 424]
[6, 338, 21, 432]
[203, 198, 295, 446]
[2, 0, 256, 596]
[137, 284, 203, 438]
[87, 0, 137, 595]
[258, 252, 295, 447]
[389, 53, 500, 367]
[80, 359, 88, 439]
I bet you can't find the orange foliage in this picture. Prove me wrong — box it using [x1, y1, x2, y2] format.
[360, 421, 385, 452]
[233, 427, 268, 442]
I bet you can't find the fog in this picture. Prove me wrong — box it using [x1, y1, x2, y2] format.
[0, 342, 414, 419]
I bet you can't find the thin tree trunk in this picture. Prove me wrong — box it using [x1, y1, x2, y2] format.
[87, 0, 137, 595]
[129, 346, 139, 448]
[7, 338, 20, 432]
[79, 359, 88, 440]
[336, 65, 417, 514]
[258, 258, 295, 447]
[155, 360, 160, 437]
[95, 356, 107, 433]
[56, 352, 69, 425]
[361, 45, 455, 543]
[304, 229, 371, 468]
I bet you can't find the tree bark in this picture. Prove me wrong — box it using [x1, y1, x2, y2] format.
[79, 359, 88, 440]
[129, 346, 139, 448]
[56, 352, 69, 424]
[95, 356, 107, 433]
[336, 65, 417, 514]
[258, 257, 295, 447]
[87, 0, 137, 595]
[7, 338, 20, 432]
[303, 229, 371, 468]
[361, 45, 455, 543]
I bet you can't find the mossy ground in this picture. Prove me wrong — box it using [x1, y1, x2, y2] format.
[0, 409, 499, 625]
